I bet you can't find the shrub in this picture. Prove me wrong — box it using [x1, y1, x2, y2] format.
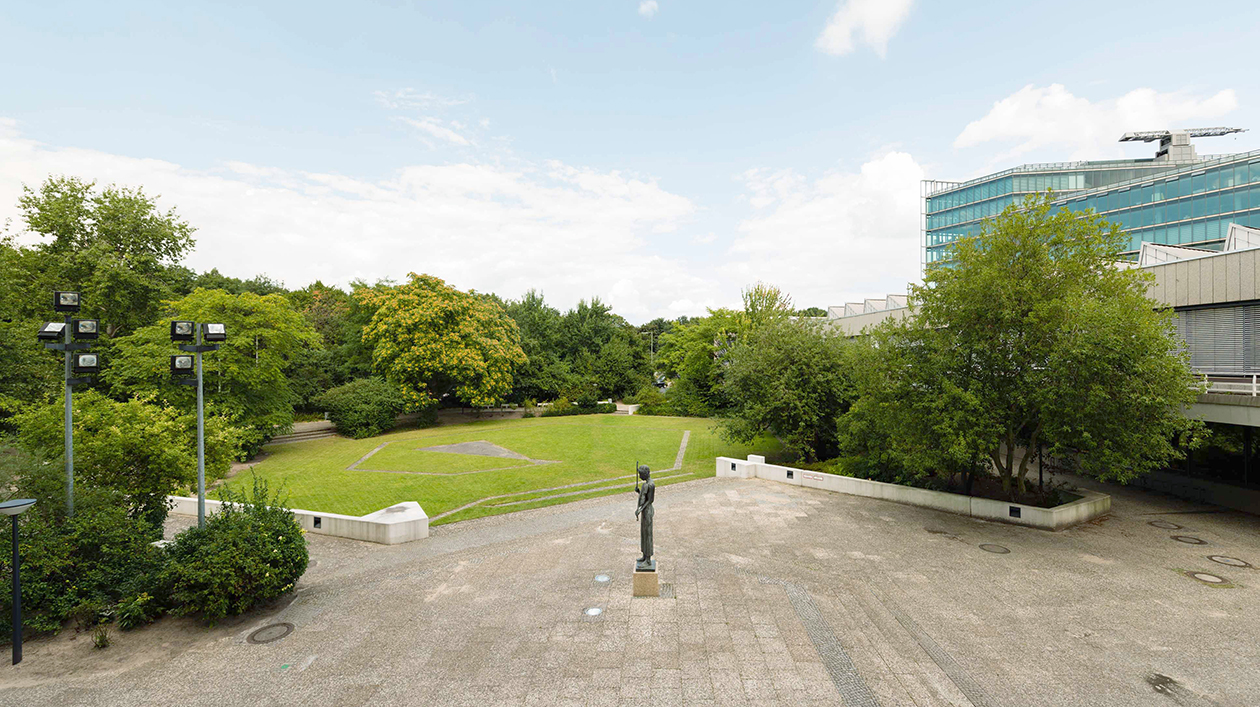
[163, 476, 308, 623]
[315, 378, 403, 439]
[92, 624, 112, 649]
[116, 592, 160, 631]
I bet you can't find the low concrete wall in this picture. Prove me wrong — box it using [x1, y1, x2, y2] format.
[716, 456, 1110, 531]
[168, 497, 429, 545]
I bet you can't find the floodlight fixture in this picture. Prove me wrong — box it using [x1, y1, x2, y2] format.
[170, 320, 196, 342]
[72, 353, 99, 375]
[37, 322, 66, 342]
[171, 355, 195, 376]
[202, 323, 226, 342]
[53, 291, 81, 313]
[72, 319, 99, 340]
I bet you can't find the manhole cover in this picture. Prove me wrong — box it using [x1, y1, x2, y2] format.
[583, 607, 603, 617]
[247, 623, 294, 644]
[979, 544, 1010, 554]
[1208, 555, 1251, 568]
[1172, 536, 1207, 545]
[1189, 572, 1226, 584]
[594, 574, 610, 583]
[1148, 520, 1182, 530]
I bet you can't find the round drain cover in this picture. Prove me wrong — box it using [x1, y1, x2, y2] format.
[247, 622, 294, 644]
[594, 574, 610, 583]
[583, 607, 603, 617]
[1208, 555, 1251, 568]
[1190, 572, 1226, 584]
[1172, 536, 1207, 545]
[979, 544, 1010, 554]
[1148, 520, 1182, 530]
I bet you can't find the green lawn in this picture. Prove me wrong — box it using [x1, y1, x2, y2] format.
[219, 415, 781, 526]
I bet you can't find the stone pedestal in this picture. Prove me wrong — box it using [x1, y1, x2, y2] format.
[632, 561, 659, 597]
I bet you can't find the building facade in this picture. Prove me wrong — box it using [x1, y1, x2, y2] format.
[922, 129, 1260, 267]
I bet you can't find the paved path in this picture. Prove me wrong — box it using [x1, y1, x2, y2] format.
[3, 474, 1259, 706]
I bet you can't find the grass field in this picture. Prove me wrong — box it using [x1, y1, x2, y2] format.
[219, 415, 781, 525]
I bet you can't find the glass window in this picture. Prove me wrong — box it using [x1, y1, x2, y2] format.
[1166, 178, 1181, 200]
[1192, 173, 1205, 194]
[1193, 220, 1207, 241]
[1235, 190, 1248, 213]
[1152, 182, 1164, 201]
[1223, 166, 1237, 189]
[1141, 184, 1152, 204]
[1204, 192, 1220, 217]
[1252, 162, 1260, 184]
[1207, 169, 1220, 192]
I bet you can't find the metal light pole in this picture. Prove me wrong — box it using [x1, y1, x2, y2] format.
[171, 321, 224, 528]
[2, 498, 36, 666]
[39, 292, 98, 518]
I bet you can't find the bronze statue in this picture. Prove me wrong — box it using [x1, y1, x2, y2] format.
[634, 464, 655, 571]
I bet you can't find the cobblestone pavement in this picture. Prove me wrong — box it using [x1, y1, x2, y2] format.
[3, 474, 1260, 706]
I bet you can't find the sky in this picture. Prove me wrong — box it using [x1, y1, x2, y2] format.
[2, 0, 1259, 323]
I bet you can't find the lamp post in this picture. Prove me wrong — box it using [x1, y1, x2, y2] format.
[2, 498, 36, 666]
[171, 321, 225, 528]
[37, 291, 100, 518]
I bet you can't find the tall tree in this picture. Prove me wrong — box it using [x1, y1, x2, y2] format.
[5, 176, 195, 337]
[106, 289, 319, 456]
[846, 195, 1202, 494]
[359, 273, 526, 411]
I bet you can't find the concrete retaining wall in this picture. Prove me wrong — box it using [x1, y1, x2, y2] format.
[1129, 470, 1260, 516]
[716, 455, 1110, 531]
[168, 497, 429, 545]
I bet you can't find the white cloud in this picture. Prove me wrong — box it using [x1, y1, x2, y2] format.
[955, 84, 1239, 164]
[0, 121, 721, 321]
[638, 1, 659, 19]
[816, 0, 913, 58]
[725, 151, 925, 308]
[373, 89, 471, 110]
[399, 117, 472, 146]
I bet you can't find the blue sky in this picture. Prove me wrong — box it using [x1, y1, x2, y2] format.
[3, 0, 1259, 321]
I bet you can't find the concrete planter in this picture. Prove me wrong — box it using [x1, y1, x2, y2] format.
[168, 496, 429, 545]
[717, 455, 1109, 531]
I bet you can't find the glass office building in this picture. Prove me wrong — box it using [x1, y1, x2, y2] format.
[923, 142, 1260, 266]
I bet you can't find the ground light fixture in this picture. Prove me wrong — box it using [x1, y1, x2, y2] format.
[1, 498, 36, 665]
[36, 322, 66, 341]
[72, 319, 99, 340]
[52, 290, 81, 312]
[170, 320, 195, 342]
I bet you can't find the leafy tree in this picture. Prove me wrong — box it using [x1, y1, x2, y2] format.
[741, 281, 794, 329]
[0, 318, 61, 431]
[16, 390, 240, 525]
[796, 306, 827, 318]
[720, 319, 856, 461]
[655, 308, 746, 415]
[503, 290, 577, 402]
[359, 273, 527, 411]
[847, 195, 1202, 494]
[555, 298, 652, 398]
[3, 176, 195, 338]
[106, 288, 319, 456]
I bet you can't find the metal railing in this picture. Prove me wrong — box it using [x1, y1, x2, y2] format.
[1198, 372, 1260, 396]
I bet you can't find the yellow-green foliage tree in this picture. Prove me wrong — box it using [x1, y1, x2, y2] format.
[359, 273, 527, 411]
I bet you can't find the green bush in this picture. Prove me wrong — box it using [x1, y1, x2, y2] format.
[315, 378, 403, 439]
[163, 476, 308, 623]
[116, 592, 160, 631]
[540, 397, 616, 417]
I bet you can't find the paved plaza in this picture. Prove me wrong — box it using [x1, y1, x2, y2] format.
[3, 474, 1260, 706]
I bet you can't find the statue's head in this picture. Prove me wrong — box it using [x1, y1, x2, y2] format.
[637, 464, 650, 480]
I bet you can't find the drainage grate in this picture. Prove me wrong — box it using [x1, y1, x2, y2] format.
[659, 583, 675, 599]
[1208, 555, 1251, 568]
[979, 544, 1010, 554]
[1148, 520, 1182, 530]
[1171, 536, 1207, 545]
[247, 622, 294, 644]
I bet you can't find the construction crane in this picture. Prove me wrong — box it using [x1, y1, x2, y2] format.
[1118, 127, 1246, 161]
[1119, 127, 1246, 142]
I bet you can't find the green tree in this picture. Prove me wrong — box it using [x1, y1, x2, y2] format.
[360, 273, 527, 411]
[503, 290, 577, 402]
[3, 176, 195, 338]
[106, 288, 319, 455]
[720, 319, 856, 461]
[655, 308, 746, 415]
[848, 195, 1202, 494]
[16, 390, 240, 525]
[0, 318, 61, 431]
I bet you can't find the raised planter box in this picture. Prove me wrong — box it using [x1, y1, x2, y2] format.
[716, 455, 1109, 531]
[167, 496, 429, 545]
